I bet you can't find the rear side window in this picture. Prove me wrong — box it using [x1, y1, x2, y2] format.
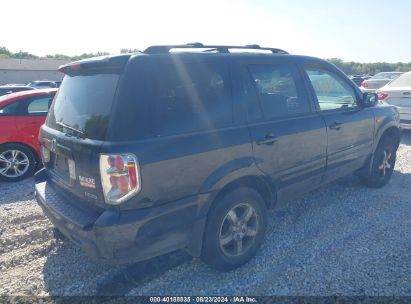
[114, 60, 233, 139]
[28, 96, 53, 114]
[152, 62, 232, 136]
[0, 102, 19, 115]
[246, 64, 310, 119]
[47, 73, 119, 140]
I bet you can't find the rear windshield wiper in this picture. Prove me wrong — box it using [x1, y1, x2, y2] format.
[56, 121, 85, 138]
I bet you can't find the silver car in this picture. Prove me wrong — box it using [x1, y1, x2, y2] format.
[377, 71, 411, 129]
[361, 72, 403, 92]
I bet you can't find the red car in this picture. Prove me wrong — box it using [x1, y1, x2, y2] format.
[0, 89, 57, 182]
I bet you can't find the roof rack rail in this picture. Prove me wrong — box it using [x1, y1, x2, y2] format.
[144, 43, 288, 54]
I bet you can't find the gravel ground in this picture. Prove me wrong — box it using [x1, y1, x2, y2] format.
[0, 132, 410, 296]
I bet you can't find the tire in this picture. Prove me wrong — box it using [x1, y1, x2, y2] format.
[0, 144, 37, 182]
[362, 136, 397, 188]
[201, 187, 267, 271]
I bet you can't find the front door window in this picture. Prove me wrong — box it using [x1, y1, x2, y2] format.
[305, 68, 357, 111]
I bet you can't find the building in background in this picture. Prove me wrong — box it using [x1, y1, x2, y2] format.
[0, 59, 68, 85]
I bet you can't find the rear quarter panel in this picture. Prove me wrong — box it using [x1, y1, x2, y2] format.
[14, 116, 46, 158]
[101, 125, 256, 210]
[0, 116, 42, 158]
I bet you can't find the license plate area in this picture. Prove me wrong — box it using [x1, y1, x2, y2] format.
[50, 152, 76, 185]
[54, 153, 68, 174]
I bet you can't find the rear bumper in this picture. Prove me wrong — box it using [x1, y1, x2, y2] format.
[35, 171, 210, 263]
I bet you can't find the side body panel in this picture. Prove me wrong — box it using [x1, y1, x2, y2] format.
[319, 109, 375, 182]
[106, 122, 255, 211]
[299, 60, 376, 184]
[232, 57, 327, 201]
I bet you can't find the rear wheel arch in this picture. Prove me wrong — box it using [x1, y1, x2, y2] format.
[200, 186, 268, 271]
[210, 175, 276, 211]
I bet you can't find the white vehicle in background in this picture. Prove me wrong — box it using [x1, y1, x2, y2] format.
[377, 71, 411, 130]
[361, 72, 403, 93]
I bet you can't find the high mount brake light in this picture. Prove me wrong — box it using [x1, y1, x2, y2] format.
[59, 63, 81, 74]
[100, 154, 141, 205]
[69, 63, 81, 69]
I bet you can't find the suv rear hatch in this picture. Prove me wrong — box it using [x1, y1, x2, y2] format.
[40, 55, 130, 208]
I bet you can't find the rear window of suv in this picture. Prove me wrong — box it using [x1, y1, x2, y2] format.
[46, 73, 119, 140]
[110, 58, 233, 140]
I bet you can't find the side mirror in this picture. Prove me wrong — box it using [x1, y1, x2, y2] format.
[362, 92, 378, 107]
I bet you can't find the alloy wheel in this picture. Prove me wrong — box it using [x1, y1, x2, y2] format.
[378, 149, 392, 177]
[219, 202, 259, 257]
[0, 150, 30, 178]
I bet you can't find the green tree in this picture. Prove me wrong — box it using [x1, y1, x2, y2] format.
[327, 58, 411, 75]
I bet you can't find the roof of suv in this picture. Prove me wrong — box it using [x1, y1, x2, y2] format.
[59, 44, 330, 75]
[143, 43, 289, 54]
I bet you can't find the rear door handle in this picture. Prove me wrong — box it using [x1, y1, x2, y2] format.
[256, 133, 278, 145]
[329, 120, 343, 130]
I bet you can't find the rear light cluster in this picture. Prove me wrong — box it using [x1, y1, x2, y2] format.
[99, 154, 141, 205]
[377, 91, 389, 101]
[361, 81, 368, 88]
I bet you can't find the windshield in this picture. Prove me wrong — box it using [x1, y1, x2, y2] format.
[46, 72, 119, 140]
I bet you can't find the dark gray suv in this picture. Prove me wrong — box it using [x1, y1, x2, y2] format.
[35, 44, 401, 271]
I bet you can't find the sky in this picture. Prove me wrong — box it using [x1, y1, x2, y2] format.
[1, 0, 410, 62]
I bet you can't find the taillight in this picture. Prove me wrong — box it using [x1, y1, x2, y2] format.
[377, 92, 389, 101]
[362, 81, 368, 88]
[99, 154, 141, 205]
